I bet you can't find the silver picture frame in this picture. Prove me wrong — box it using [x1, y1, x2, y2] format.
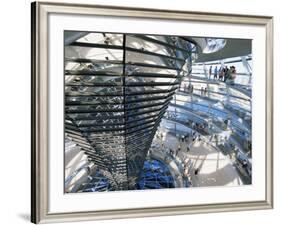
[31, 1, 273, 223]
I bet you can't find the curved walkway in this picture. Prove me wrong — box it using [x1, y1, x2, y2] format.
[153, 131, 243, 187]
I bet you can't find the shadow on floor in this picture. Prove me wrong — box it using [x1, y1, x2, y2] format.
[18, 213, 30, 222]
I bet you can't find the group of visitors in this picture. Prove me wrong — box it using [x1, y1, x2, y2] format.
[209, 133, 232, 147]
[183, 83, 194, 94]
[166, 111, 177, 120]
[177, 131, 201, 144]
[157, 128, 206, 178]
[178, 134, 189, 143]
[200, 87, 208, 96]
[191, 131, 202, 143]
[190, 121, 208, 134]
[208, 65, 237, 82]
[168, 145, 185, 157]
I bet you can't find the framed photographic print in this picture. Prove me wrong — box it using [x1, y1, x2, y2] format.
[31, 1, 273, 224]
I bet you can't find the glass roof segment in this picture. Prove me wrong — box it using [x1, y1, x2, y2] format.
[203, 38, 227, 54]
[137, 159, 175, 189]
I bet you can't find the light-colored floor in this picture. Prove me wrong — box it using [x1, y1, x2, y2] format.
[154, 132, 243, 187]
